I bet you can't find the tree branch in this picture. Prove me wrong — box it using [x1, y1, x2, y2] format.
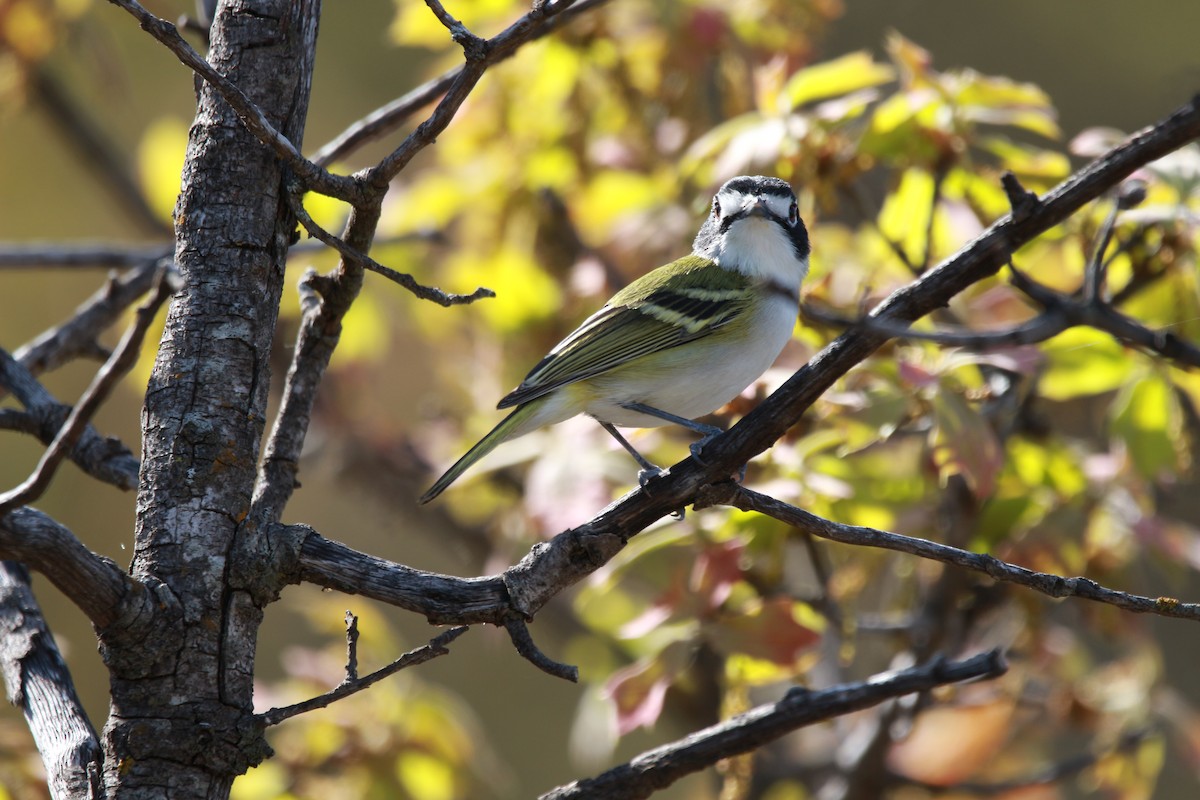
[288, 191, 494, 306]
[257, 625, 469, 726]
[105, 0, 361, 204]
[0, 242, 171, 269]
[0, 349, 139, 491]
[14, 259, 170, 379]
[539, 651, 1008, 800]
[0, 508, 131, 629]
[0, 562, 104, 799]
[697, 483, 1200, 623]
[311, 0, 614, 167]
[0, 269, 174, 515]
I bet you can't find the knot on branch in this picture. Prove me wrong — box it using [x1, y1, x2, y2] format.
[1001, 172, 1040, 221]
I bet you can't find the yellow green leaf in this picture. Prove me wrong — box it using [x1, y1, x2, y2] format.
[781, 50, 895, 112]
[1110, 370, 1184, 478]
[137, 116, 190, 225]
[1039, 327, 1134, 400]
[396, 751, 457, 800]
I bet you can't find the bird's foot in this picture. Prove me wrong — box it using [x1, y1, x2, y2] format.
[637, 466, 686, 519]
[689, 435, 747, 482]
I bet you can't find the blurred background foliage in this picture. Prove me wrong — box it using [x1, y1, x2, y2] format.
[2, 0, 1200, 798]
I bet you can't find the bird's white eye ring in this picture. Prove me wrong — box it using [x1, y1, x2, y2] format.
[788, 201, 799, 226]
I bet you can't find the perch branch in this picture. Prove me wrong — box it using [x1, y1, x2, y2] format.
[539, 651, 1007, 800]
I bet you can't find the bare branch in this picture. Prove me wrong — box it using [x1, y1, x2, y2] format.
[0, 242, 171, 269]
[105, 0, 362, 204]
[0, 508, 131, 628]
[504, 617, 578, 682]
[288, 192, 494, 306]
[0, 349, 139, 491]
[312, 0, 614, 167]
[258, 626, 469, 727]
[15, 259, 169, 378]
[539, 651, 1008, 800]
[0, 562, 103, 799]
[802, 301, 1070, 348]
[697, 483, 1200, 623]
[0, 270, 174, 515]
[369, 0, 608, 185]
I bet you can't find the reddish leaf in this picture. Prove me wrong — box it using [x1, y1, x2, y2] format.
[707, 597, 821, 665]
[691, 539, 746, 613]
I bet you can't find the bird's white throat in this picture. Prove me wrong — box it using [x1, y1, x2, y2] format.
[714, 216, 809, 291]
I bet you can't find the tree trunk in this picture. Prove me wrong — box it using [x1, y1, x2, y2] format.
[98, 2, 319, 796]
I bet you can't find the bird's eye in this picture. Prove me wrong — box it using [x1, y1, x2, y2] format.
[787, 201, 799, 226]
[712, 197, 721, 216]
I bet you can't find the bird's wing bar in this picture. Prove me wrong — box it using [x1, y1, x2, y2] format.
[497, 288, 747, 409]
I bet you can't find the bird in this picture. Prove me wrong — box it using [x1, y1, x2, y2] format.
[419, 175, 811, 504]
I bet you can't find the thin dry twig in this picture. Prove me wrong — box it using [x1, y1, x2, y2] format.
[288, 192, 494, 306]
[504, 617, 579, 682]
[312, 0, 613, 167]
[258, 626, 469, 726]
[106, 0, 361, 204]
[0, 269, 175, 516]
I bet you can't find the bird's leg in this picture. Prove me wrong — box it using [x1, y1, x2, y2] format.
[598, 421, 685, 519]
[620, 402, 746, 481]
[599, 422, 663, 485]
[619, 402, 723, 461]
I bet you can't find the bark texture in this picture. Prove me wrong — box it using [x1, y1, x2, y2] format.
[99, 2, 320, 796]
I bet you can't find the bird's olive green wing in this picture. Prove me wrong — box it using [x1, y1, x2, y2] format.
[497, 256, 753, 409]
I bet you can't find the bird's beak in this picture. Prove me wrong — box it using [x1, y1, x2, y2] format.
[742, 197, 770, 219]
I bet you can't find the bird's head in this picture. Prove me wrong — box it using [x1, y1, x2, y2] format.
[692, 175, 810, 284]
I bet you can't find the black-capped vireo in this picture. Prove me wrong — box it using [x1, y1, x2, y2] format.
[420, 175, 810, 503]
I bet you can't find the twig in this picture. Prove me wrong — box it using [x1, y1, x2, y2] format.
[539, 651, 1007, 800]
[14, 259, 169, 379]
[106, 0, 361, 204]
[504, 617, 579, 682]
[0, 242, 171, 269]
[0, 269, 174, 516]
[423, 0, 489, 60]
[258, 626, 469, 726]
[696, 483, 1200, 623]
[311, 0, 613, 167]
[0, 349, 139, 491]
[288, 193, 494, 306]
[344, 611, 359, 683]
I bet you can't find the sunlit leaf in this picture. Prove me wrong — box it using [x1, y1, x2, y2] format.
[335, 288, 390, 364]
[605, 641, 690, 735]
[231, 762, 290, 800]
[887, 699, 1016, 785]
[979, 137, 1071, 180]
[447, 246, 560, 333]
[1039, 327, 1134, 400]
[707, 597, 822, 665]
[1, 0, 57, 61]
[396, 751, 457, 800]
[780, 50, 895, 112]
[930, 389, 1003, 496]
[879, 168, 935, 268]
[1110, 370, 1184, 479]
[137, 116, 189, 224]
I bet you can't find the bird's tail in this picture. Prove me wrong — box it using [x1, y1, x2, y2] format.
[418, 402, 543, 504]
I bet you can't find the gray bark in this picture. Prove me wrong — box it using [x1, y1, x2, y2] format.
[97, 2, 320, 797]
